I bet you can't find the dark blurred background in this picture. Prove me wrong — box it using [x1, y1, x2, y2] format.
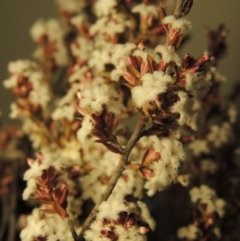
[1, 0, 240, 125]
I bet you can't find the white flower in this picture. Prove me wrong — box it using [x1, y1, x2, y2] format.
[189, 185, 226, 217]
[137, 201, 156, 230]
[30, 19, 46, 41]
[79, 85, 125, 114]
[171, 91, 197, 130]
[188, 139, 209, 156]
[207, 122, 233, 148]
[131, 71, 174, 107]
[3, 76, 18, 88]
[177, 174, 190, 186]
[144, 136, 186, 196]
[213, 227, 221, 239]
[227, 104, 237, 123]
[88, 48, 112, 73]
[111, 43, 136, 64]
[8, 59, 36, 74]
[52, 104, 76, 121]
[85, 201, 155, 241]
[93, 0, 118, 17]
[70, 13, 88, 27]
[71, 37, 94, 61]
[111, 170, 144, 201]
[155, 45, 181, 66]
[28, 72, 51, 108]
[59, 140, 82, 164]
[90, 13, 130, 37]
[177, 224, 199, 240]
[79, 86, 110, 113]
[185, 72, 212, 97]
[30, 19, 68, 66]
[215, 198, 226, 217]
[20, 208, 74, 241]
[190, 185, 216, 203]
[163, 15, 192, 33]
[9, 103, 20, 119]
[200, 159, 218, 173]
[77, 115, 94, 144]
[132, 4, 158, 18]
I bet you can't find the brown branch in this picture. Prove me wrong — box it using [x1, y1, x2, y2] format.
[78, 116, 145, 241]
[174, 0, 185, 18]
[66, 216, 78, 241]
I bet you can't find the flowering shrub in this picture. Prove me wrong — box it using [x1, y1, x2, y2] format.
[1, 0, 240, 241]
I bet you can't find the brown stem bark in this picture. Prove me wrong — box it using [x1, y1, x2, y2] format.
[174, 0, 185, 18]
[66, 216, 78, 241]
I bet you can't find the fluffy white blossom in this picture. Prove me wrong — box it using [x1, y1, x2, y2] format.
[52, 104, 76, 122]
[188, 139, 210, 156]
[30, 19, 68, 66]
[143, 136, 187, 196]
[78, 85, 125, 114]
[93, 0, 118, 17]
[30, 19, 63, 42]
[90, 13, 131, 38]
[4, 60, 51, 109]
[6, 59, 37, 75]
[213, 227, 221, 239]
[111, 170, 144, 201]
[9, 103, 20, 119]
[79, 149, 119, 202]
[227, 104, 237, 123]
[111, 43, 137, 80]
[200, 159, 218, 173]
[85, 200, 155, 241]
[185, 72, 213, 97]
[71, 37, 94, 62]
[77, 115, 94, 144]
[171, 91, 197, 130]
[28, 72, 51, 108]
[177, 224, 199, 240]
[20, 208, 74, 241]
[88, 48, 113, 73]
[59, 140, 82, 164]
[207, 122, 233, 148]
[70, 13, 88, 27]
[22, 153, 61, 200]
[132, 4, 158, 18]
[163, 16, 192, 33]
[112, 43, 136, 64]
[155, 45, 181, 66]
[131, 71, 174, 107]
[22, 119, 45, 149]
[22, 151, 78, 200]
[2, 76, 18, 88]
[190, 185, 226, 217]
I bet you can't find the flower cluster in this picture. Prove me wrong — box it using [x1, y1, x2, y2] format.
[177, 185, 226, 240]
[20, 208, 74, 241]
[3, 60, 51, 118]
[128, 136, 188, 196]
[30, 19, 68, 68]
[85, 200, 155, 241]
[1, 1, 240, 241]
